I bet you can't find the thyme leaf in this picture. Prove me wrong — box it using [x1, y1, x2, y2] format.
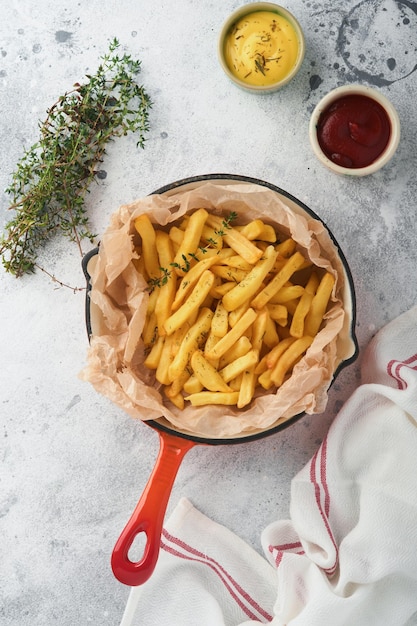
[0, 37, 152, 277]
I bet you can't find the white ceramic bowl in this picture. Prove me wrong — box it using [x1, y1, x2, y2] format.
[218, 2, 305, 93]
[309, 84, 401, 176]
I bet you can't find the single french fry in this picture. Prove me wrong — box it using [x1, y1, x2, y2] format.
[237, 310, 267, 408]
[211, 300, 229, 337]
[144, 334, 164, 369]
[270, 335, 314, 387]
[168, 307, 213, 380]
[228, 299, 251, 328]
[229, 373, 243, 391]
[267, 303, 288, 326]
[155, 231, 177, 335]
[269, 285, 305, 304]
[172, 208, 208, 274]
[220, 255, 253, 271]
[237, 367, 257, 408]
[290, 272, 320, 338]
[163, 270, 215, 336]
[165, 369, 191, 397]
[165, 390, 185, 410]
[263, 311, 280, 348]
[185, 391, 239, 406]
[172, 255, 220, 311]
[256, 223, 277, 243]
[220, 349, 258, 383]
[183, 374, 204, 394]
[210, 281, 235, 298]
[218, 336, 252, 368]
[191, 350, 232, 392]
[134, 214, 160, 279]
[142, 310, 158, 347]
[201, 224, 223, 249]
[156, 334, 177, 385]
[169, 225, 184, 248]
[257, 367, 274, 390]
[275, 237, 296, 259]
[222, 245, 278, 312]
[238, 219, 266, 240]
[205, 308, 257, 360]
[206, 215, 264, 264]
[211, 265, 248, 283]
[252, 251, 306, 309]
[264, 337, 297, 370]
[257, 337, 297, 389]
[203, 330, 220, 368]
[304, 272, 335, 337]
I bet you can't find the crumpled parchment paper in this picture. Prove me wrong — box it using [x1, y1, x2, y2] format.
[80, 182, 348, 438]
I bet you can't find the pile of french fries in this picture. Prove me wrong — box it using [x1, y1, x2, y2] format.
[133, 208, 335, 410]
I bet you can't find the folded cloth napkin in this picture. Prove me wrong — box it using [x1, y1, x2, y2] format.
[120, 305, 417, 626]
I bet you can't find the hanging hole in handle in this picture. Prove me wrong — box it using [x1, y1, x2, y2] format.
[128, 531, 148, 563]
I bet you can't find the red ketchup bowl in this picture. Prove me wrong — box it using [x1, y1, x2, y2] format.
[309, 85, 400, 176]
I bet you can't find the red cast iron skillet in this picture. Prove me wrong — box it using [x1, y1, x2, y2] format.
[82, 174, 359, 586]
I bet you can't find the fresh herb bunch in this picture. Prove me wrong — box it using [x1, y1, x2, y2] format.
[0, 37, 152, 277]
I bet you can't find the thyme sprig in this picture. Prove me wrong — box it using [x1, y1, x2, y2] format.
[0, 37, 152, 277]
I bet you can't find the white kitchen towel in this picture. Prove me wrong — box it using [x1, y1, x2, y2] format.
[120, 305, 417, 626]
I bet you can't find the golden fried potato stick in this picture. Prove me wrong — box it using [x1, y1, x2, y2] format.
[205, 307, 257, 360]
[218, 336, 252, 368]
[222, 245, 278, 312]
[263, 310, 280, 348]
[237, 309, 268, 408]
[206, 215, 264, 264]
[275, 237, 297, 259]
[155, 231, 177, 335]
[168, 307, 214, 380]
[220, 349, 258, 383]
[211, 264, 248, 283]
[211, 300, 229, 337]
[134, 214, 160, 279]
[185, 391, 240, 406]
[290, 272, 320, 338]
[172, 208, 208, 274]
[269, 284, 304, 304]
[201, 224, 223, 249]
[270, 335, 314, 387]
[141, 310, 158, 347]
[267, 304, 288, 327]
[156, 334, 178, 385]
[237, 219, 266, 241]
[304, 272, 335, 337]
[168, 226, 184, 252]
[238, 219, 277, 243]
[251, 251, 306, 309]
[163, 270, 215, 336]
[165, 369, 191, 399]
[220, 255, 253, 271]
[183, 374, 204, 394]
[144, 334, 165, 370]
[191, 350, 232, 392]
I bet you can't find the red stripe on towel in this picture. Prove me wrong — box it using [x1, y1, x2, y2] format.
[161, 528, 273, 623]
[310, 440, 338, 575]
[387, 353, 417, 390]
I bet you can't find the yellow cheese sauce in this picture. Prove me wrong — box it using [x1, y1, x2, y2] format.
[224, 11, 299, 87]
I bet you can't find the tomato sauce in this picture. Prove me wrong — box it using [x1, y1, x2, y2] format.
[316, 94, 391, 168]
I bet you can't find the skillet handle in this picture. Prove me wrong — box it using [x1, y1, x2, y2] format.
[111, 430, 195, 586]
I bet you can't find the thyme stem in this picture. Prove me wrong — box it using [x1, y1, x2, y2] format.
[0, 37, 152, 278]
